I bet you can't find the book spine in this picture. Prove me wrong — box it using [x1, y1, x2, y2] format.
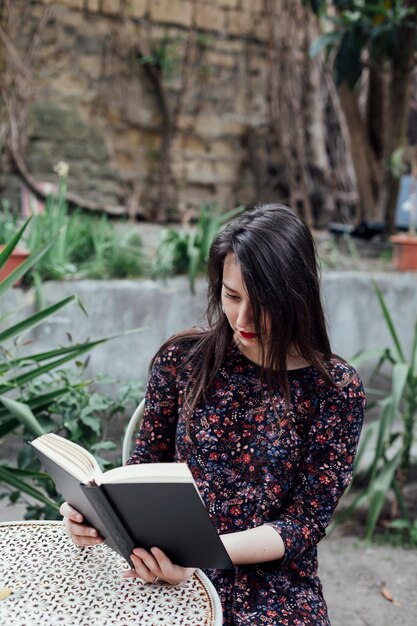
[81, 485, 135, 568]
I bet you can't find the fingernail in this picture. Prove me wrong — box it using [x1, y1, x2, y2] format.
[76, 515, 83, 522]
[89, 530, 97, 537]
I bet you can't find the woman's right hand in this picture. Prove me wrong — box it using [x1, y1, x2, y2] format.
[60, 502, 104, 547]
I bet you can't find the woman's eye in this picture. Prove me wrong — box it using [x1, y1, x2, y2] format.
[225, 293, 239, 300]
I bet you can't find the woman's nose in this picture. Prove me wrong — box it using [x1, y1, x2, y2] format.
[237, 303, 254, 328]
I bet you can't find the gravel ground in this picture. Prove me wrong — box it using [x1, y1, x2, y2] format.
[319, 534, 417, 626]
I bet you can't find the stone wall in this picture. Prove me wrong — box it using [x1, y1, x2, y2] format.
[2, 0, 274, 220]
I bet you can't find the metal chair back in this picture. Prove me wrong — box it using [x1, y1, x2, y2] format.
[122, 398, 145, 464]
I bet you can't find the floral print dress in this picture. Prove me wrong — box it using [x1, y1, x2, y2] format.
[128, 339, 366, 625]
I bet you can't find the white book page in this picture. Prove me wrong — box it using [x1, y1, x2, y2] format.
[100, 462, 192, 484]
[32, 433, 102, 484]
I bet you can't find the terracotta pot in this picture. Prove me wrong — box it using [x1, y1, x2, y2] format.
[0, 245, 30, 286]
[390, 234, 417, 271]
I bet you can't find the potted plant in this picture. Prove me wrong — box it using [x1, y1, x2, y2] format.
[0, 200, 30, 285]
[390, 151, 417, 271]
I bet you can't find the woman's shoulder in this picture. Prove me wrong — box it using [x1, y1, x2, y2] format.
[293, 355, 361, 387]
[325, 355, 362, 386]
[152, 328, 207, 367]
[294, 356, 364, 400]
[317, 356, 366, 411]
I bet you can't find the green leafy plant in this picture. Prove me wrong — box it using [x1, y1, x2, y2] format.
[0, 366, 144, 520]
[153, 204, 243, 293]
[386, 518, 417, 547]
[307, 0, 415, 87]
[333, 279, 417, 539]
[0, 220, 143, 514]
[138, 33, 182, 80]
[78, 217, 145, 279]
[0, 199, 19, 243]
[25, 192, 145, 281]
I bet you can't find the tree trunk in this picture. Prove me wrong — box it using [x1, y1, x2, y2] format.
[338, 83, 379, 222]
[366, 64, 386, 164]
[381, 0, 417, 234]
[305, 17, 335, 227]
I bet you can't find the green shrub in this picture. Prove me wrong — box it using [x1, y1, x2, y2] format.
[0, 199, 19, 244]
[153, 203, 243, 292]
[1, 365, 144, 520]
[25, 193, 145, 281]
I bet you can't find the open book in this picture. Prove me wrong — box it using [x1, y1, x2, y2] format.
[30, 433, 233, 570]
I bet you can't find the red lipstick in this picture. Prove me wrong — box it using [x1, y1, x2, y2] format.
[240, 331, 257, 339]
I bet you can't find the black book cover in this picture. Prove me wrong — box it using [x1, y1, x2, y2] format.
[102, 481, 233, 568]
[33, 447, 136, 566]
[31, 444, 233, 570]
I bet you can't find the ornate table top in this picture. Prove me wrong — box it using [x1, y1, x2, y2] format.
[0, 521, 222, 626]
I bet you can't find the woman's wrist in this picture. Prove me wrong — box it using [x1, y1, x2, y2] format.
[220, 524, 285, 566]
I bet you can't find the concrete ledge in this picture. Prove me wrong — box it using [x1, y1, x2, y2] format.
[2, 272, 416, 387]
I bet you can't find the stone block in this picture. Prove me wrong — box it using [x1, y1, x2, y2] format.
[227, 9, 252, 36]
[241, 0, 265, 14]
[128, 0, 147, 19]
[177, 186, 218, 213]
[102, 0, 121, 16]
[150, 0, 193, 28]
[253, 18, 269, 43]
[170, 158, 185, 179]
[214, 159, 240, 183]
[78, 55, 102, 79]
[194, 114, 246, 138]
[215, 40, 245, 53]
[177, 134, 209, 155]
[86, 0, 100, 12]
[210, 139, 240, 158]
[47, 72, 85, 99]
[184, 156, 240, 185]
[206, 51, 236, 69]
[61, 0, 84, 9]
[218, 0, 239, 8]
[184, 159, 216, 184]
[195, 4, 225, 32]
[177, 114, 196, 132]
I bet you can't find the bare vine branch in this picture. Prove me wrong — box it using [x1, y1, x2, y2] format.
[136, 0, 198, 222]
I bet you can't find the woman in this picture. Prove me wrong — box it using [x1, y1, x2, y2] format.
[62, 203, 366, 625]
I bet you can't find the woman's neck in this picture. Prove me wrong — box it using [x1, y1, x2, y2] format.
[233, 335, 310, 370]
[286, 353, 311, 370]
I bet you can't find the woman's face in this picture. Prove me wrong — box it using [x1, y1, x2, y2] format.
[221, 253, 268, 365]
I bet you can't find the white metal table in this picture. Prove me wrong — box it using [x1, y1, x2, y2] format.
[0, 521, 223, 626]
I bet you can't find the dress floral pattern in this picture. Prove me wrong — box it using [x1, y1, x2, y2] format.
[128, 339, 366, 626]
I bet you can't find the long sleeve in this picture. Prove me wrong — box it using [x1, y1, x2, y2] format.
[126, 343, 183, 465]
[266, 371, 366, 565]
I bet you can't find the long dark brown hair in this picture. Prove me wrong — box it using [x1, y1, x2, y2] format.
[152, 203, 334, 421]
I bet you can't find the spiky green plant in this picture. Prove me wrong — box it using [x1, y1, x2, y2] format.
[0, 218, 142, 513]
[332, 280, 417, 540]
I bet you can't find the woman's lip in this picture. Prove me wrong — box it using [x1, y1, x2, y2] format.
[239, 331, 257, 339]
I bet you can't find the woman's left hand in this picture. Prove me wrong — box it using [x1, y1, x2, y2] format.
[122, 546, 196, 585]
